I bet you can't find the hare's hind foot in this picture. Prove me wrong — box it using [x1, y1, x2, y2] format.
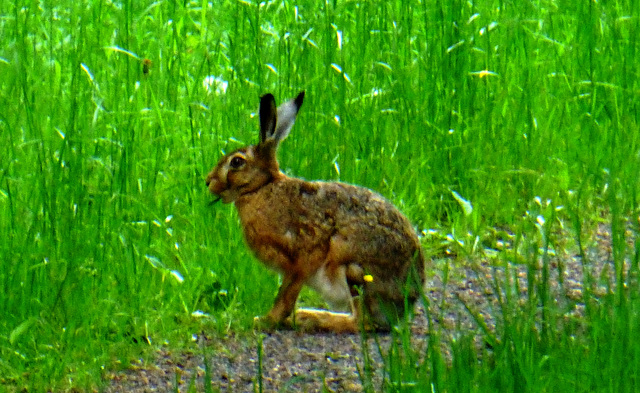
[285, 308, 360, 333]
[253, 306, 394, 333]
[253, 310, 359, 333]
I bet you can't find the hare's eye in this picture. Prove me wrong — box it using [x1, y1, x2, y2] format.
[229, 156, 246, 169]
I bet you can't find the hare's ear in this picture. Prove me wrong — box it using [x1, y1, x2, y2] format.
[259, 93, 277, 144]
[274, 91, 305, 142]
[259, 92, 305, 145]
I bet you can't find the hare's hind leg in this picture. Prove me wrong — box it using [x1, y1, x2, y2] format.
[286, 265, 360, 333]
[359, 282, 412, 332]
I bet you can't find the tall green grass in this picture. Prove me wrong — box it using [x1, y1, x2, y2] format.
[1, 0, 639, 391]
[373, 193, 640, 392]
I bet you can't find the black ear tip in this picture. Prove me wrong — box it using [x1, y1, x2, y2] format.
[259, 93, 277, 113]
[295, 91, 305, 107]
[261, 93, 275, 104]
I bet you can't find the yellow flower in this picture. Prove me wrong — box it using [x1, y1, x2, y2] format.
[363, 274, 374, 283]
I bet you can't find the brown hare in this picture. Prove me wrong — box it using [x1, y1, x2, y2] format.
[206, 91, 425, 332]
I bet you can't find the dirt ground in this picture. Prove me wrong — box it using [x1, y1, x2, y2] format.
[105, 223, 625, 392]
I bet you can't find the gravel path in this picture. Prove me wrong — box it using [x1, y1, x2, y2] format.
[105, 223, 629, 392]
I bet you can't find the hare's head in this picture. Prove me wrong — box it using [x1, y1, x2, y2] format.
[206, 91, 305, 203]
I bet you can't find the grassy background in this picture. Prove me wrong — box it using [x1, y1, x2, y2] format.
[1, 0, 639, 391]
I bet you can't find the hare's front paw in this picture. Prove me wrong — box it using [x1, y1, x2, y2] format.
[253, 315, 279, 331]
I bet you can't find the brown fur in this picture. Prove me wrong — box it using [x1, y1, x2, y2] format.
[206, 92, 425, 332]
